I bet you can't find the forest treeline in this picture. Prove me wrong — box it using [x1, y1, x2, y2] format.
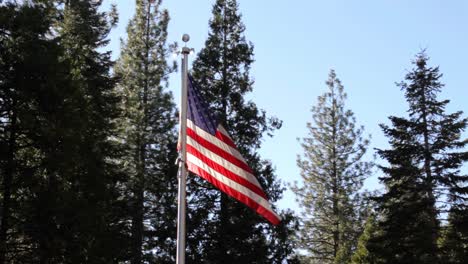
[0, 1, 466, 264]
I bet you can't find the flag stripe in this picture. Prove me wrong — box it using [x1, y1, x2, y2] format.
[186, 144, 267, 199]
[187, 127, 254, 174]
[215, 130, 237, 149]
[216, 126, 241, 150]
[187, 120, 248, 164]
[186, 155, 281, 225]
[187, 153, 268, 207]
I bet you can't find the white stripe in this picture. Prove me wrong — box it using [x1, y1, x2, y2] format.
[187, 120, 248, 164]
[187, 153, 280, 219]
[186, 136, 262, 188]
[217, 125, 233, 140]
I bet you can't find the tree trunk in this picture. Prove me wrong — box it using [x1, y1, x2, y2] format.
[331, 93, 339, 260]
[131, 2, 152, 263]
[131, 135, 145, 264]
[420, 86, 438, 245]
[131, 185, 144, 264]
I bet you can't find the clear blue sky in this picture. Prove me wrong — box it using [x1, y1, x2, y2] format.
[103, 0, 468, 211]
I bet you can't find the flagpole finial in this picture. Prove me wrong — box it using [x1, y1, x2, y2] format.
[182, 34, 190, 43]
[181, 34, 193, 54]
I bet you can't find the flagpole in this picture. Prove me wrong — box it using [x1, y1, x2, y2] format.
[176, 34, 191, 264]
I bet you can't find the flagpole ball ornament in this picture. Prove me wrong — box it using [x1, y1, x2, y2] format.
[182, 34, 191, 54]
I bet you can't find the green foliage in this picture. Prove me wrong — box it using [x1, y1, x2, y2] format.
[188, 0, 297, 263]
[292, 70, 372, 264]
[350, 215, 379, 264]
[370, 51, 468, 264]
[0, 0, 130, 262]
[53, 1, 129, 262]
[113, 0, 178, 263]
[0, 2, 75, 262]
[440, 206, 468, 263]
[370, 125, 439, 263]
[2, 2, 467, 264]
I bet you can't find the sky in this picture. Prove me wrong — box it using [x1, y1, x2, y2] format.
[103, 0, 468, 212]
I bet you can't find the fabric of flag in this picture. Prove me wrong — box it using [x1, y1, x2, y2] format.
[184, 75, 281, 225]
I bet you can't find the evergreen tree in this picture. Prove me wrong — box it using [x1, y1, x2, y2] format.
[292, 70, 372, 264]
[350, 215, 379, 264]
[0, 2, 75, 262]
[438, 77, 468, 264]
[188, 0, 297, 263]
[0, 4, 24, 262]
[369, 51, 467, 263]
[441, 207, 468, 263]
[113, 0, 178, 263]
[52, 0, 128, 262]
[370, 125, 439, 263]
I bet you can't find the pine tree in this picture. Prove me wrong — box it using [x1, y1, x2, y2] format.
[370, 120, 439, 264]
[113, 0, 178, 263]
[350, 215, 380, 264]
[0, 2, 75, 262]
[438, 78, 468, 264]
[0, 4, 23, 262]
[52, 0, 128, 262]
[441, 207, 468, 263]
[292, 70, 372, 264]
[188, 0, 297, 263]
[437, 62, 468, 264]
[369, 51, 467, 263]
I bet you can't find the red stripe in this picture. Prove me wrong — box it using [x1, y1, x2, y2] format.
[187, 161, 281, 225]
[187, 127, 254, 174]
[186, 145, 267, 199]
[215, 129, 237, 148]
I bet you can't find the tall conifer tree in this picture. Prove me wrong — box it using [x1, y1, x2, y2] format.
[53, 1, 128, 262]
[0, 1, 78, 262]
[114, 0, 178, 263]
[292, 70, 372, 264]
[369, 51, 467, 263]
[189, 0, 297, 263]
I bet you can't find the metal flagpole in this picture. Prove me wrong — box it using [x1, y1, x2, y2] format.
[176, 34, 191, 264]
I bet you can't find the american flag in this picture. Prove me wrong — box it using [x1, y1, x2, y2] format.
[183, 75, 281, 225]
